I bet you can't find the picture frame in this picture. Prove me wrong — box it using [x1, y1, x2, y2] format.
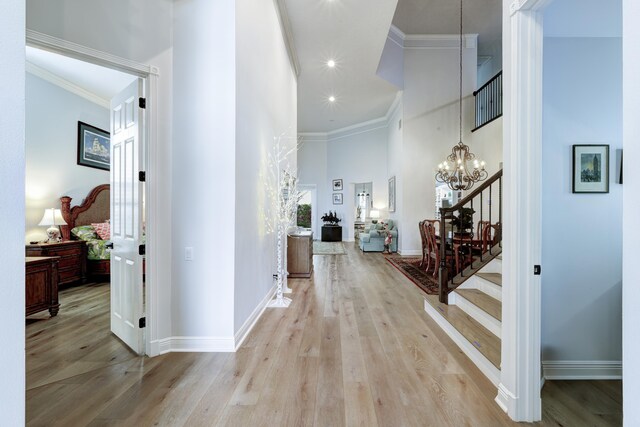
[332, 179, 343, 191]
[572, 144, 609, 193]
[388, 176, 396, 212]
[332, 193, 343, 205]
[78, 121, 110, 171]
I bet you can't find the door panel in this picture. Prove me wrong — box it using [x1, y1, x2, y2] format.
[110, 78, 144, 354]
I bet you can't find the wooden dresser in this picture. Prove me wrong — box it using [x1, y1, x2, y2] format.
[287, 231, 313, 278]
[26, 257, 60, 317]
[26, 240, 87, 287]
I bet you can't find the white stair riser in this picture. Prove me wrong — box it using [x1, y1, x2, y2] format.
[423, 299, 501, 387]
[479, 257, 502, 274]
[452, 292, 501, 338]
[460, 275, 502, 302]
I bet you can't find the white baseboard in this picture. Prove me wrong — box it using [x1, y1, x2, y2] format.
[424, 298, 501, 387]
[542, 360, 622, 380]
[398, 249, 421, 256]
[162, 336, 235, 352]
[234, 284, 277, 350]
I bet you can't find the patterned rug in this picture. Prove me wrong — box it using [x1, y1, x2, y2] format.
[313, 241, 346, 255]
[384, 255, 439, 295]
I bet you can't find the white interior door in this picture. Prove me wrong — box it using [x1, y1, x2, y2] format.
[110, 78, 144, 354]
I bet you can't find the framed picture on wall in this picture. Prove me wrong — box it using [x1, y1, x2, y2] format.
[388, 176, 396, 212]
[332, 179, 343, 191]
[77, 121, 110, 171]
[332, 193, 343, 205]
[572, 144, 609, 193]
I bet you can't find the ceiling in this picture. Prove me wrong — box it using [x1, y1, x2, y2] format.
[26, 46, 137, 101]
[288, 0, 502, 133]
[285, 0, 400, 133]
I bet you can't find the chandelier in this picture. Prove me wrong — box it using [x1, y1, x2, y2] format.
[435, 0, 488, 192]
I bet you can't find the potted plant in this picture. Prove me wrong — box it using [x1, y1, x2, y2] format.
[450, 207, 475, 237]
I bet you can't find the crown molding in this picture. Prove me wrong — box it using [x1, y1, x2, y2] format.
[299, 91, 403, 142]
[273, 0, 300, 78]
[26, 61, 110, 108]
[387, 25, 478, 49]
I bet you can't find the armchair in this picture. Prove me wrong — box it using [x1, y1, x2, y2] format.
[359, 220, 398, 252]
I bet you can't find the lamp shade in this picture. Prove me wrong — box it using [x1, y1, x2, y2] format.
[38, 208, 67, 226]
[370, 210, 380, 219]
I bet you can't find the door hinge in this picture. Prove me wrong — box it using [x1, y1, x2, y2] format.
[139, 244, 146, 256]
[534, 265, 541, 275]
[139, 317, 146, 328]
[139, 97, 146, 109]
[139, 171, 146, 182]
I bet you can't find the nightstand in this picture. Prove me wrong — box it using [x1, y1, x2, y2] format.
[26, 240, 87, 287]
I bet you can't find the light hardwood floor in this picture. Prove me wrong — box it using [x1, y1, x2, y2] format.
[26, 244, 622, 426]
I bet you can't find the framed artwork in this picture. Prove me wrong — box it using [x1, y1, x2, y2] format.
[78, 121, 110, 171]
[572, 144, 609, 193]
[332, 193, 343, 205]
[332, 179, 343, 191]
[388, 176, 396, 212]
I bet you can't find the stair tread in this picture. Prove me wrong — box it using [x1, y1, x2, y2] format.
[476, 272, 502, 286]
[424, 295, 501, 370]
[455, 289, 502, 321]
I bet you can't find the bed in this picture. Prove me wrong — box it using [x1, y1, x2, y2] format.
[60, 184, 111, 279]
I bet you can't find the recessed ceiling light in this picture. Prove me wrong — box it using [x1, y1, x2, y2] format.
[328, 96, 336, 102]
[327, 59, 336, 68]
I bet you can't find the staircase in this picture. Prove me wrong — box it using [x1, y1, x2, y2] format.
[424, 254, 502, 386]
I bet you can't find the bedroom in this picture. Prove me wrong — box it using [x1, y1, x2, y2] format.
[24, 45, 147, 371]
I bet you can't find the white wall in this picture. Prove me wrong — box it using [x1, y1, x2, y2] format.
[401, 43, 488, 254]
[25, 73, 110, 242]
[172, 0, 236, 343]
[298, 135, 328, 238]
[541, 37, 622, 363]
[0, 0, 25, 422]
[299, 124, 390, 242]
[387, 99, 404, 247]
[27, 0, 175, 350]
[234, 0, 297, 335]
[623, 0, 640, 422]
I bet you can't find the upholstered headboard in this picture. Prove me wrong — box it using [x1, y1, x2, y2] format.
[60, 184, 110, 240]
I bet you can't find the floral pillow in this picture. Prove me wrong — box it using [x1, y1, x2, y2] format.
[91, 222, 111, 240]
[71, 225, 99, 241]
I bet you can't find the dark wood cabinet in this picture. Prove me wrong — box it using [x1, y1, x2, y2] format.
[287, 231, 313, 278]
[26, 257, 60, 317]
[321, 226, 342, 242]
[26, 240, 87, 287]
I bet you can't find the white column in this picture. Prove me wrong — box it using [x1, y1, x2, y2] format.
[498, 0, 545, 422]
[0, 0, 25, 424]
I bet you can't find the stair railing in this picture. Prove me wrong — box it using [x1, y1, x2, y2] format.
[472, 71, 502, 132]
[438, 169, 503, 304]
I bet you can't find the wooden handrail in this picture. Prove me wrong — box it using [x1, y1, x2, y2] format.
[440, 169, 503, 214]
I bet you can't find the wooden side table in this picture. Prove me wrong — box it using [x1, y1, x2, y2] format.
[26, 257, 60, 317]
[287, 231, 314, 278]
[26, 240, 87, 287]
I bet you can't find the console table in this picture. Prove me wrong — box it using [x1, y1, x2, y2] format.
[287, 231, 313, 278]
[26, 257, 60, 317]
[321, 225, 342, 242]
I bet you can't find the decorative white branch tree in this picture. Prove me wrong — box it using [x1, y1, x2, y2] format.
[264, 133, 302, 308]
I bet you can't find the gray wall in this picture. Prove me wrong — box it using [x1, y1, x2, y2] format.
[541, 36, 622, 362]
[25, 74, 110, 243]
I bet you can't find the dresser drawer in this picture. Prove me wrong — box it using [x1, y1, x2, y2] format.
[57, 255, 83, 269]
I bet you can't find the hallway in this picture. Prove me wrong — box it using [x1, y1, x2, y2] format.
[25, 245, 621, 426]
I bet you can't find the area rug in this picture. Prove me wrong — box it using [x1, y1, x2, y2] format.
[384, 255, 439, 295]
[313, 241, 346, 255]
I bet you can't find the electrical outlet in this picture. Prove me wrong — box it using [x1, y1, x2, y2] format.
[185, 247, 194, 261]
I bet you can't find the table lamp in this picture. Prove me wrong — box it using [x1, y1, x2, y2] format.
[370, 210, 380, 224]
[38, 208, 67, 243]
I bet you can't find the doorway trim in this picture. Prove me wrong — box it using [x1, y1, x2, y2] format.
[499, 0, 553, 421]
[26, 30, 160, 356]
